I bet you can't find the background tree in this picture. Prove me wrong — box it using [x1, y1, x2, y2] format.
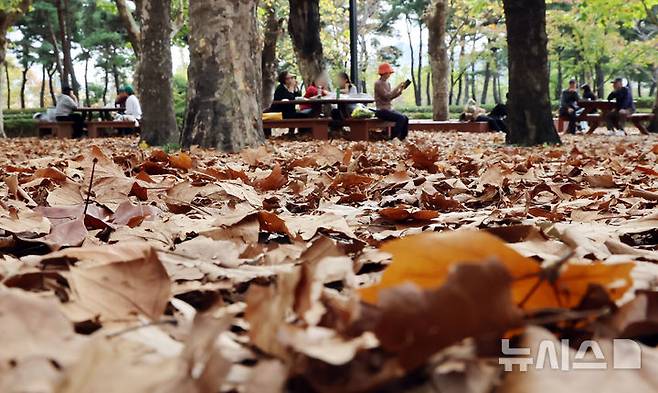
[137, 0, 177, 146]
[503, 0, 560, 146]
[426, 0, 449, 120]
[0, 0, 31, 138]
[288, 0, 324, 85]
[260, 0, 285, 109]
[182, 0, 264, 152]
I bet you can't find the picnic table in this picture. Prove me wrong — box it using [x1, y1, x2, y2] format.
[577, 100, 615, 134]
[270, 96, 375, 117]
[75, 107, 124, 121]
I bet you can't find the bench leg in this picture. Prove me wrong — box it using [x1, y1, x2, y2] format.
[311, 123, 328, 140]
[54, 124, 73, 139]
[558, 118, 565, 134]
[347, 123, 369, 141]
[586, 119, 599, 135]
[88, 125, 100, 138]
[631, 119, 650, 135]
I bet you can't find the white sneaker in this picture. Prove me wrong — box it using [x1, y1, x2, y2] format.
[614, 130, 626, 137]
[606, 129, 616, 136]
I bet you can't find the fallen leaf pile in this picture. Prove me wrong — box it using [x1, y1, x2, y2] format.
[1, 132, 658, 392]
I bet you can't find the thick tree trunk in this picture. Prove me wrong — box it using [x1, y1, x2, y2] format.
[40, 65, 46, 108]
[503, 0, 560, 146]
[138, 0, 178, 146]
[427, 0, 449, 120]
[481, 60, 491, 105]
[262, 4, 283, 110]
[288, 0, 324, 86]
[182, 0, 264, 152]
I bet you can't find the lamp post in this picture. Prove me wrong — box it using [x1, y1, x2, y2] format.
[349, 0, 360, 92]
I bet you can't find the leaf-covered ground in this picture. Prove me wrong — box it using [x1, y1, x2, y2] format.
[1, 131, 658, 392]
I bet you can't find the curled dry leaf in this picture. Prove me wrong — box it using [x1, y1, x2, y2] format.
[369, 260, 524, 370]
[253, 164, 288, 191]
[169, 152, 194, 170]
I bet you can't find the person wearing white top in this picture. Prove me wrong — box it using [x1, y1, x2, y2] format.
[55, 86, 85, 138]
[116, 85, 142, 126]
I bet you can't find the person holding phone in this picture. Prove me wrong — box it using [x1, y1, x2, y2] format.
[374, 63, 409, 140]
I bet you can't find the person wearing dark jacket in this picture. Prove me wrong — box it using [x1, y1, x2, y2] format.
[265, 71, 307, 137]
[581, 84, 597, 101]
[559, 79, 581, 134]
[606, 77, 635, 133]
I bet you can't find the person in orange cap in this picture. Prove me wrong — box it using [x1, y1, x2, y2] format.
[374, 63, 409, 140]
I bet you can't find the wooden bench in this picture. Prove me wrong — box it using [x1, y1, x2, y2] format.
[558, 112, 655, 135]
[343, 118, 396, 141]
[87, 121, 137, 138]
[409, 120, 490, 133]
[263, 118, 331, 140]
[37, 122, 75, 138]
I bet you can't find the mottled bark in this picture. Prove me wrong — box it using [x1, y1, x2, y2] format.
[503, 0, 560, 146]
[114, 0, 141, 57]
[288, 0, 324, 85]
[182, 0, 264, 152]
[262, 5, 284, 110]
[427, 0, 449, 120]
[138, 0, 178, 146]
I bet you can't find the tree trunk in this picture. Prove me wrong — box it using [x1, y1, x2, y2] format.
[493, 69, 500, 104]
[427, 0, 449, 120]
[84, 55, 90, 106]
[405, 17, 420, 106]
[5, 62, 10, 110]
[56, 0, 78, 92]
[46, 20, 65, 86]
[182, 0, 264, 152]
[114, 0, 141, 57]
[416, 21, 424, 107]
[481, 60, 491, 105]
[288, 0, 324, 86]
[47, 67, 56, 106]
[555, 53, 563, 100]
[40, 65, 46, 108]
[138, 0, 178, 146]
[595, 63, 605, 99]
[0, 1, 32, 137]
[470, 62, 477, 101]
[102, 67, 109, 105]
[503, 0, 560, 146]
[112, 64, 120, 92]
[637, 81, 642, 98]
[20, 66, 28, 109]
[649, 68, 658, 133]
[262, 4, 283, 110]
[463, 70, 469, 105]
[425, 71, 431, 106]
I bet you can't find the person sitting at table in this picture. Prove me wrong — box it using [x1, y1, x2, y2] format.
[606, 77, 635, 135]
[558, 79, 581, 134]
[581, 84, 597, 101]
[300, 73, 330, 114]
[331, 72, 358, 122]
[55, 86, 85, 138]
[459, 99, 508, 133]
[116, 85, 142, 125]
[374, 63, 409, 141]
[265, 71, 307, 137]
